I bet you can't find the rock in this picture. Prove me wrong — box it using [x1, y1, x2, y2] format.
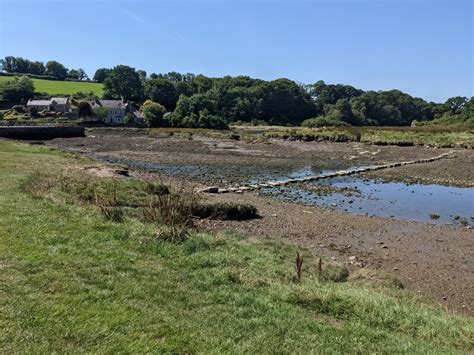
[430, 213, 440, 220]
[197, 186, 219, 193]
[349, 256, 356, 261]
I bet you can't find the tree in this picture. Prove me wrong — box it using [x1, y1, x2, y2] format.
[144, 77, 179, 110]
[68, 68, 88, 81]
[103, 65, 144, 101]
[137, 70, 147, 83]
[77, 102, 93, 118]
[93, 68, 112, 83]
[259, 78, 316, 125]
[93, 107, 109, 121]
[140, 101, 166, 127]
[0, 76, 35, 104]
[45, 60, 68, 80]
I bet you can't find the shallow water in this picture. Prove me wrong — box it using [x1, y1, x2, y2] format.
[262, 175, 474, 226]
[94, 154, 473, 226]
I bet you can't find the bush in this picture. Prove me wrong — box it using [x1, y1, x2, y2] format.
[192, 201, 258, 220]
[93, 106, 108, 120]
[12, 105, 26, 113]
[78, 101, 93, 118]
[319, 263, 349, 282]
[140, 101, 167, 127]
[302, 116, 348, 128]
[29, 106, 38, 117]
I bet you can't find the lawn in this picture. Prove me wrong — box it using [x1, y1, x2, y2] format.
[0, 76, 103, 96]
[0, 140, 472, 353]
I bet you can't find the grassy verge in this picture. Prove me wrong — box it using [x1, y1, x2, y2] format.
[0, 76, 104, 96]
[232, 125, 474, 147]
[0, 140, 472, 353]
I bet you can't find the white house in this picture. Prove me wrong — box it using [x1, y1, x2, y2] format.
[90, 99, 128, 124]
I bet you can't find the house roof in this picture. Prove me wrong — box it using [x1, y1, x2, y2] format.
[27, 100, 51, 106]
[51, 97, 68, 105]
[99, 100, 126, 109]
[27, 97, 68, 106]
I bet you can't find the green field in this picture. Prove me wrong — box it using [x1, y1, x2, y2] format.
[0, 140, 472, 353]
[0, 76, 103, 96]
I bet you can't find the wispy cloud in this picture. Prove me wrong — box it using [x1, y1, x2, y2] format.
[118, 7, 148, 24]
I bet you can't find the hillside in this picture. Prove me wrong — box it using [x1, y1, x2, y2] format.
[0, 76, 103, 96]
[0, 140, 472, 353]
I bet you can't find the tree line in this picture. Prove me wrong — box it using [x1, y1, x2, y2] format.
[0, 56, 88, 81]
[96, 65, 472, 128]
[1, 56, 472, 128]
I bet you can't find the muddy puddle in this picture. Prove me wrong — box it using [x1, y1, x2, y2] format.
[95, 154, 473, 226]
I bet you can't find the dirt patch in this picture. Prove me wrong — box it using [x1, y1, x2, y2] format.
[204, 192, 474, 316]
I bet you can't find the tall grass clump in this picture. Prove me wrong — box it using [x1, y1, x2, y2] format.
[141, 189, 199, 242]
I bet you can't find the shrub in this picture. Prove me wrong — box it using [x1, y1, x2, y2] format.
[319, 263, 349, 282]
[95, 186, 124, 223]
[29, 106, 38, 117]
[140, 101, 167, 127]
[93, 106, 108, 120]
[12, 105, 26, 113]
[78, 101, 93, 118]
[141, 190, 199, 242]
[192, 201, 258, 220]
[302, 116, 348, 128]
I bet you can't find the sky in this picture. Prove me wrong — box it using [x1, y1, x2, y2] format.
[0, 0, 472, 102]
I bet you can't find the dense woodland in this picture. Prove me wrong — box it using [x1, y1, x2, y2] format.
[1, 56, 472, 128]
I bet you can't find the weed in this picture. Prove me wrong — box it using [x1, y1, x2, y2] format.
[94, 181, 124, 222]
[295, 252, 304, 282]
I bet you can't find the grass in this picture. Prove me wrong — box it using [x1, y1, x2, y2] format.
[0, 140, 473, 353]
[0, 76, 104, 96]
[232, 125, 474, 147]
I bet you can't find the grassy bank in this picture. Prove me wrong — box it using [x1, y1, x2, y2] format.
[233, 125, 474, 147]
[0, 140, 472, 353]
[0, 76, 103, 96]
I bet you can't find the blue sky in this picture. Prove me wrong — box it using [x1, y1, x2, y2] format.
[0, 0, 472, 102]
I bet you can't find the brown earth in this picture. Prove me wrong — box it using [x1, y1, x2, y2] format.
[47, 128, 474, 315]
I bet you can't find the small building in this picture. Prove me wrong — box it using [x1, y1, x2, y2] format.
[27, 97, 70, 113]
[94, 100, 128, 124]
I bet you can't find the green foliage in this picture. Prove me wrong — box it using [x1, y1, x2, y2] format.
[1, 56, 46, 75]
[140, 101, 166, 127]
[93, 68, 112, 83]
[103, 65, 144, 101]
[302, 116, 348, 128]
[77, 101, 93, 118]
[144, 76, 179, 110]
[92, 106, 108, 120]
[67, 68, 88, 81]
[45, 60, 68, 80]
[0, 76, 35, 104]
[169, 94, 228, 129]
[192, 201, 258, 220]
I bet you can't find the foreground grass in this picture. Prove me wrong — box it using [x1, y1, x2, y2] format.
[0, 141, 472, 353]
[0, 76, 104, 96]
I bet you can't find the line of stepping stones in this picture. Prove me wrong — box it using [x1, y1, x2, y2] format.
[197, 151, 455, 194]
